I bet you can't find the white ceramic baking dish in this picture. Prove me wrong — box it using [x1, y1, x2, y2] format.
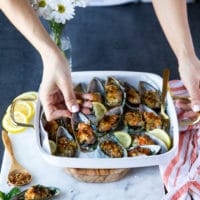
[34, 71, 179, 169]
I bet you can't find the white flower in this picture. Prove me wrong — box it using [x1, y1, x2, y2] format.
[73, 0, 89, 7]
[48, 0, 75, 24]
[37, 0, 52, 20]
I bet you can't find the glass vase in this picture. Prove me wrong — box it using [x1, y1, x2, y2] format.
[49, 22, 72, 71]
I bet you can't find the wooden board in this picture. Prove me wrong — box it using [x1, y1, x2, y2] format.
[64, 168, 130, 183]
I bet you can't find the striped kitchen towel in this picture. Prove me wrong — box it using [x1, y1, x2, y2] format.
[160, 80, 200, 200]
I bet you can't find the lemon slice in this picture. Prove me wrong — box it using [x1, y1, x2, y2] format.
[49, 140, 57, 155]
[6, 101, 34, 121]
[114, 131, 132, 148]
[92, 102, 107, 121]
[2, 112, 28, 134]
[15, 91, 38, 100]
[148, 129, 172, 150]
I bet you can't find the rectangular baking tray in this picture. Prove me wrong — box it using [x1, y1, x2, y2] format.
[35, 71, 179, 169]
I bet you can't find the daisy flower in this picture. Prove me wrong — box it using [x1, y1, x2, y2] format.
[73, 0, 89, 7]
[48, 0, 75, 24]
[37, 0, 52, 20]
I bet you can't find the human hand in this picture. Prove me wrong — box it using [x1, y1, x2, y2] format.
[39, 53, 79, 121]
[178, 55, 200, 113]
[39, 53, 98, 121]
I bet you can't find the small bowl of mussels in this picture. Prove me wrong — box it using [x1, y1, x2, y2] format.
[35, 71, 179, 169]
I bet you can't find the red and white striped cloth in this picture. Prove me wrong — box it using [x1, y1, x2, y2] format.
[160, 80, 200, 200]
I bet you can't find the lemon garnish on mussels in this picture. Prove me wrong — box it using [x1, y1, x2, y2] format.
[114, 131, 132, 149]
[148, 128, 172, 150]
[49, 140, 57, 155]
[92, 102, 107, 121]
[2, 112, 28, 134]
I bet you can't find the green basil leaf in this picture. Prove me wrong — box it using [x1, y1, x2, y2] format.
[0, 191, 6, 200]
[6, 187, 20, 200]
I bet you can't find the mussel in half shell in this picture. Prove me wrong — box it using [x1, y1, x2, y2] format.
[139, 81, 161, 111]
[123, 111, 145, 133]
[104, 77, 126, 107]
[127, 145, 161, 157]
[71, 112, 98, 152]
[124, 82, 141, 110]
[11, 185, 61, 200]
[97, 106, 123, 135]
[97, 136, 127, 158]
[56, 126, 78, 157]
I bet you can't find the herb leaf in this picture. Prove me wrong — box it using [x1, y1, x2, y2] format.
[6, 187, 21, 200]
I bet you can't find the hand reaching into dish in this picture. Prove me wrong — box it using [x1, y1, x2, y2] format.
[39, 53, 96, 121]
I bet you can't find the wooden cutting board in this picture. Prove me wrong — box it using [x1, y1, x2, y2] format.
[64, 168, 130, 183]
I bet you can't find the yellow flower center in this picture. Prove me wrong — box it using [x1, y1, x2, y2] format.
[58, 4, 65, 13]
[39, 0, 46, 8]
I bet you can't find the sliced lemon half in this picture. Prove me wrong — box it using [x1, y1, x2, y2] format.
[6, 101, 34, 121]
[92, 102, 107, 121]
[148, 128, 172, 150]
[15, 91, 38, 100]
[2, 112, 28, 134]
[114, 131, 132, 148]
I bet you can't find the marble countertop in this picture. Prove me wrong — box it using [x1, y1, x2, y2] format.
[0, 129, 165, 200]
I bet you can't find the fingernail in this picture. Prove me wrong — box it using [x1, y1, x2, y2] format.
[192, 105, 200, 112]
[71, 105, 79, 113]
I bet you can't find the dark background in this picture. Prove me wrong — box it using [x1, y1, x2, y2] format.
[0, 3, 200, 166]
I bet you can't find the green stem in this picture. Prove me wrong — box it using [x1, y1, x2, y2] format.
[49, 20, 65, 48]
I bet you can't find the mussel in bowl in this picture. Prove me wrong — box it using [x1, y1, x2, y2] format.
[96, 135, 127, 158]
[124, 82, 141, 110]
[71, 112, 98, 152]
[11, 185, 60, 200]
[123, 110, 145, 133]
[104, 77, 126, 107]
[127, 145, 161, 157]
[139, 81, 161, 111]
[97, 106, 123, 136]
[56, 126, 78, 157]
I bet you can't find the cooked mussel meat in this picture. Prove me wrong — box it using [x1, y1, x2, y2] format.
[105, 77, 125, 107]
[100, 140, 124, 158]
[77, 122, 97, 147]
[128, 145, 160, 157]
[56, 126, 78, 157]
[71, 112, 97, 152]
[11, 185, 60, 200]
[140, 81, 161, 111]
[87, 77, 104, 102]
[131, 134, 155, 147]
[124, 111, 145, 132]
[124, 82, 141, 110]
[143, 112, 162, 131]
[97, 106, 123, 134]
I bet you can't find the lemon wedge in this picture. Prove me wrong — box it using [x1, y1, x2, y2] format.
[49, 140, 57, 155]
[2, 112, 28, 134]
[92, 102, 107, 121]
[114, 131, 132, 148]
[148, 129, 172, 150]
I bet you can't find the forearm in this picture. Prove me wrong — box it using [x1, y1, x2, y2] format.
[152, 0, 196, 61]
[0, 0, 60, 61]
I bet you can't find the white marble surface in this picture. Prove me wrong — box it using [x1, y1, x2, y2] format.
[0, 129, 165, 200]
